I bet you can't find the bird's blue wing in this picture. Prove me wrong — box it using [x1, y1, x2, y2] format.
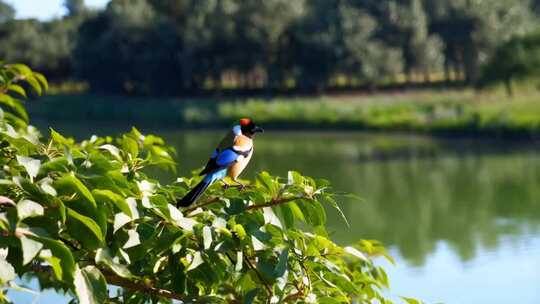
[216, 148, 239, 167]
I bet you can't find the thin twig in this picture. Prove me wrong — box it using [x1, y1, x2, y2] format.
[100, 269, 192, 301]
[183, 196, 220, 213]
[30, 264, 194, 302]
[243, 250, 273, 303]
[245, 196, 300, 211]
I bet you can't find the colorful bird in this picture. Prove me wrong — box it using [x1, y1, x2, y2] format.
[177, 118, 264, 207]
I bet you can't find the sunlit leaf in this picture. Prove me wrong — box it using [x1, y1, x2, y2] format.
[20, 235, 43, 265]
[74, 266, 108, 304]
[203, 226, 213, 250]
[17, 199, 44, 220]
[16, 156, 40, 181]
[0, 259, 15, 284]
[92, 189, 131, 217]
[122, 135, 139, 158]
[187, 251, 204, 271]
[8, 84, 26, 98]
[95, 248, 135, 279]
[122, 229, 140, 249]
[400, 296, 423, 304]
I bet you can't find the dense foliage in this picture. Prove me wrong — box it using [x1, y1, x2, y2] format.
[0, 0, 537, 94]
[0, 64, 403, 303]
[479, 31, 540, 96]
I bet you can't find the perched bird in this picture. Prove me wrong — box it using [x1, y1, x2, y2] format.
[177, 118, 264, 207]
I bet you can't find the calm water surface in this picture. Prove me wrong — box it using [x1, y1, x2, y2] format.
[11, 123, 540, 303]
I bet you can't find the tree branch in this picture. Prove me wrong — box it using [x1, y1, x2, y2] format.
[30, 264, 195, 302]
[100, 269, 193, 302]
[183, 196, 220, 213]
[184, 195, 302, 213]
[245, 196, 300, 211]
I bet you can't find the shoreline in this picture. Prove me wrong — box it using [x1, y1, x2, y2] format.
[27, 92, 540, 141]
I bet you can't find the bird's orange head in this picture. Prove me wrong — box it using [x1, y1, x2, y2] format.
[239, 118, 251, 127]
[238, 118, 263, 137]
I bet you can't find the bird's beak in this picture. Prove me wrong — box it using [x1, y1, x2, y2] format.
[253, 126, 264, 133]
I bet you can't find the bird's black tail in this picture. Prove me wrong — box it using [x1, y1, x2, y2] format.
[177, 180, 211, 207]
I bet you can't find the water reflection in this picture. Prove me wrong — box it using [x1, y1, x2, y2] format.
[26, 122, 540, 303]
[162, 130, 540, 266]
[40, 122, 540, 266]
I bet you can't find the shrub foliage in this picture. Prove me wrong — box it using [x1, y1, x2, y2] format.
[0, 63, 396, 303]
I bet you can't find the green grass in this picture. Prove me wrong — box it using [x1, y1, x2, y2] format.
[27, 88, 540, 138]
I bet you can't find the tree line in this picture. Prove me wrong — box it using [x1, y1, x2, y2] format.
[0, 0, 539, 95]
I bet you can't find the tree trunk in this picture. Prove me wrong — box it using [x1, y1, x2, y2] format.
[504, 77, 513, 98]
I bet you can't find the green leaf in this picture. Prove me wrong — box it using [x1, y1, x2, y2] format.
[274, 248, 289, 277]
[54, 174, 96, 208]
[187, 251, 204, 271]
[33, 237, 75, 282]
[278, 204, 294, 228]
[322, 195, 349, 227]
[20, 235, 43, 265]
[66, 208, 104, 249]
[122, 135, 139, 158]
[287, 170, 304, 185]
[344, 246, 367, 261]
[243, 288, 260, 304]
[8, 64, 32, 76]
[33, 72, 49, 92]
[16, 156, 41, 181]
[3, 111, 27, 128]
[232, 224, 247, 240]
[99, 144, 121, 160]
[203, 226, 213, 250]
[92, 189, 131, 217]
[74, 266, 108, 304]
[17, 199, 44, 220]
[122, 229, 140, 249]
[0, 196, 16, 207]
[288, 201, 305, 222]
[26, 75, 42, 96]
[8, 84, 26, 98]
[297, 199, 326, 227]
[95, 248, 135, 279]
[256, 171, 279, 196]
[400, 296, 423, 304]
[0, 259, 15, 284]
[50, 128, 69, 145]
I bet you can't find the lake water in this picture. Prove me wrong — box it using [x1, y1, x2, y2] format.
[10, 123, 540, 303]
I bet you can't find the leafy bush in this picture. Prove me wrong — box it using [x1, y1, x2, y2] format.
[0, 63, 399, 303]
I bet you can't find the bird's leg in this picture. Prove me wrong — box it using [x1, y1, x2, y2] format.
[232, 179, 246, 191]
[220, 180, 231, 189]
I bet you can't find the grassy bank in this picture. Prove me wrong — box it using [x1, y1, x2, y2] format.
[27, 89, 540, 138]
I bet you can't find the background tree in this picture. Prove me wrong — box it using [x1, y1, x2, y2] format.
[2, 0, 539, 94]
[74, 0, 183, 95]
[479, 31, 540, 96]
[64, 0, 86, 17]
[0, 0, 14, 22]
[426, 0, 533, 84]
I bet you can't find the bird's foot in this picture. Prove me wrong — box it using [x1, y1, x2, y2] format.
[221, 183, 230, 190]
[233, 182, 246, 191]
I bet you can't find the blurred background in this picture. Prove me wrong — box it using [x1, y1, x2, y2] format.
[2, 0, 540, 303]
